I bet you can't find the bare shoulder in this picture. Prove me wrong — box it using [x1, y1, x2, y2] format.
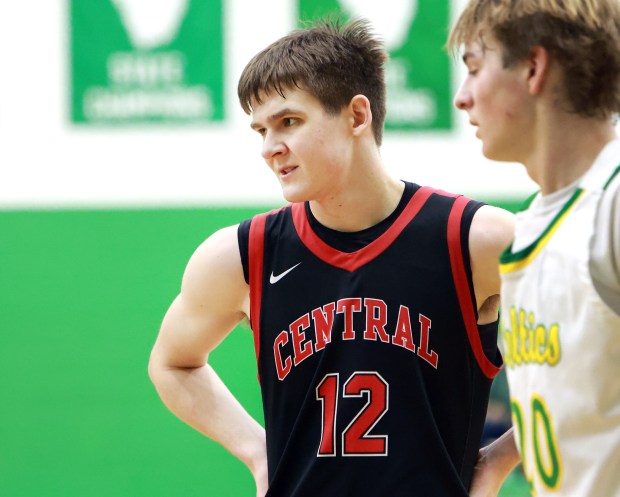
[468, 205, 516, 320]
[151, 224, 249, 368]
[469, 204, 516, 256]
[181, 224, 247, 310]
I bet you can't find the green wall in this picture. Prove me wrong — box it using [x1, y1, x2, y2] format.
[1, 201, 529, 496]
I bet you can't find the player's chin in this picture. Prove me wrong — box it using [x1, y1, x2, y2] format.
[481, 143, 495, 160]
[280, 185, 309, 204]
[480, 139, 501, 160]
[482, 142, 516, 163]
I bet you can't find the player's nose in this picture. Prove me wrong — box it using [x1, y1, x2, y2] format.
[454, 83, 472, 111]
[261, 132, 287, 160]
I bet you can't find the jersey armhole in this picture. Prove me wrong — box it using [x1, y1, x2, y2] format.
[447, 196, 503, 379]
[590, 166, 620, 314]
[247, 214, 268, 382]
[238, 219, 252, 284]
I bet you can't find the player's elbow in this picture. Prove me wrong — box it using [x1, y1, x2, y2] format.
[147, 344, 167, 389]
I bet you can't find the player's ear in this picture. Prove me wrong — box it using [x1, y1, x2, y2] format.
[526, 45, 550, 95]
[349, 94, 373, 136]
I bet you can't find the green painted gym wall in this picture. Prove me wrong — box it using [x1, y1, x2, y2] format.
[1, 1, 534, 495]
[1, 201, 530, 497]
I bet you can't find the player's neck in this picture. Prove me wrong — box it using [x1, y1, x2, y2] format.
[523, 116, 617, 195]
[309, 174, 405, 233]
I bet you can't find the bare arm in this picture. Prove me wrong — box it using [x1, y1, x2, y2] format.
[469, 427, 522, 497]
[468, 205, 520, 494]
[148, 225, 268, 496]
[469, 205, 516, 324]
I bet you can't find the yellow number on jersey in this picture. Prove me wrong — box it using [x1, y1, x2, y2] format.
[511, 395, 563, 492]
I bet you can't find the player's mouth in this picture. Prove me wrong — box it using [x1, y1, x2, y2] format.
[278, 165, 298, 178]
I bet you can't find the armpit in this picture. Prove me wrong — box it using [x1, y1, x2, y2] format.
[589, 177, 620, 314]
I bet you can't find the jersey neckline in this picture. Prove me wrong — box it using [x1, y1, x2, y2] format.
[291, 185, 435, 272]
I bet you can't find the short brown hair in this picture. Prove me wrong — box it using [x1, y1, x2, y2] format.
[448, 0, 620, 119]
[238, 18, 388, 145]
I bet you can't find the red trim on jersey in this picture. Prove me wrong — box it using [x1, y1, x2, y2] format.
[447, 196, 502, 379]
[248, 212, 268, 380]
[291, 186, 435, 272]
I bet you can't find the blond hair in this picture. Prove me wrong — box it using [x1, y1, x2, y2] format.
[448, 0, 620, 119]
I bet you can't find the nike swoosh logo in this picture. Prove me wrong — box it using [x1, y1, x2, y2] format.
[270, 262, 302, 284]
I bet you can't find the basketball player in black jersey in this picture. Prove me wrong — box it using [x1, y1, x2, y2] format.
[149, 18, 515, 497]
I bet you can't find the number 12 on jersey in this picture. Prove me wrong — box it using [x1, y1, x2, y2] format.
[315, 371, 389, 457]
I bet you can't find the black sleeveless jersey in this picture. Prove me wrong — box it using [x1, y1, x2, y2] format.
[238, 182, 503, 497]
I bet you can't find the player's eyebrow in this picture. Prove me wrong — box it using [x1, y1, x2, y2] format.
[251, 108, 299, 131]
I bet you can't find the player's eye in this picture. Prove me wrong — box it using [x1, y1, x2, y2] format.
[283, 117, 298, 127]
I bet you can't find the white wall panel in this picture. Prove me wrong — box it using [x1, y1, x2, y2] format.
[0, 0, 538, 209]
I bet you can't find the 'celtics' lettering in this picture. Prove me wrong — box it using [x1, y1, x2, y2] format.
[501, 307, 561, 368]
